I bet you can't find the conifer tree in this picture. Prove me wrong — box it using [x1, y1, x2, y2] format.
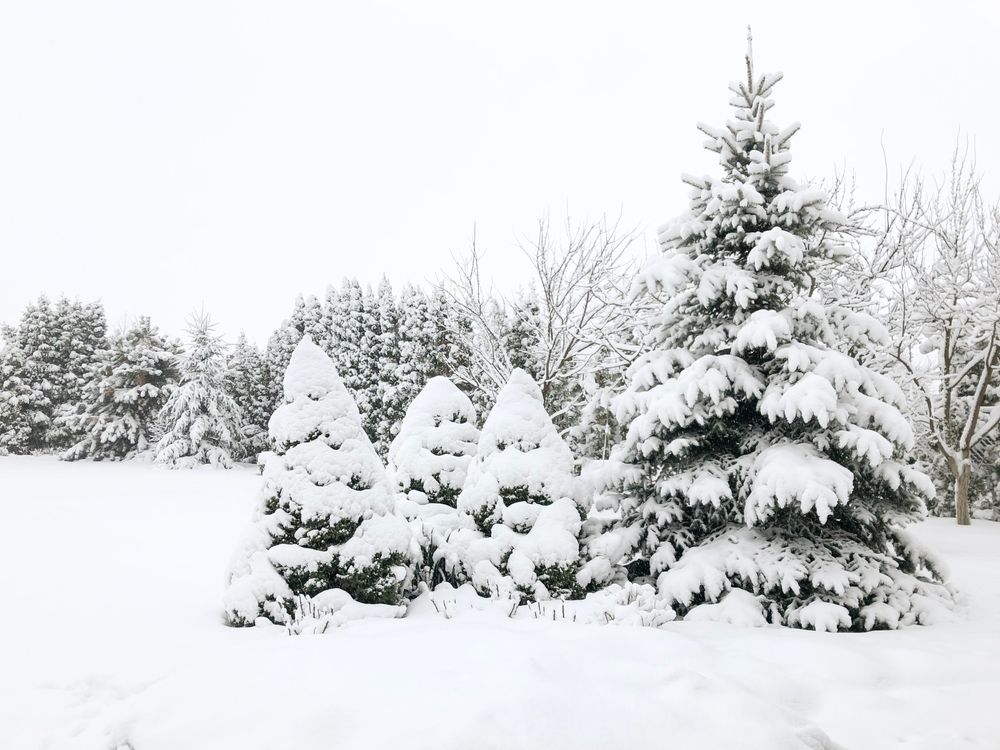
[503, 288, 544, 383]
[373, 277, 403, 455]
[0, 335, 36, 455]
[388, 376, 479, 507]
[155, 312, 241, 468]
[328, 278, 366, 397]
[225, 332, 271, 461]
[396, 284, 434, 418]
[457, 369, 590, 602]
[49, 299, 108, 449]
[597, 46, 952, 631]
[62, 316, 179, 461]
[4, 296, 60, 450]
[223, 338, 413, 626]
[356, 283, 382, 443]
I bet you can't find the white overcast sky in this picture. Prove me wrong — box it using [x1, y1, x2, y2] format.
[1, 1, 997, 344]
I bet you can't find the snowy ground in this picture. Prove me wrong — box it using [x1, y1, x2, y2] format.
[1, 457, 998, 750]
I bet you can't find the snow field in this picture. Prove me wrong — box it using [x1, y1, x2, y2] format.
[1, 456, 998, 749]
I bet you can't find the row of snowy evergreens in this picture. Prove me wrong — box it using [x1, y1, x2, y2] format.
[0, 278, 585, 465]
[223, 54, 963, 632]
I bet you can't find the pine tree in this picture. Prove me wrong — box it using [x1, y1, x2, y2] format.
[155, 312, 241, 468]
[599, 46, 952, 631]
[396, 284, 434, 417]
[328, 278, 366, 396]
[49, 299, 108, 449]
[427, 286, 462, 380]
[62, 316, 180, 461]
[356, 283, 382, 444]
[223, 338, 413, 626]
[3, 296, 61, 450]
[503, 288, 544, 383]
[457, 369, 590, 602]
[0, 334, 36, 455]
[373, 277, 403, 455]
[225, 332, 271, 461]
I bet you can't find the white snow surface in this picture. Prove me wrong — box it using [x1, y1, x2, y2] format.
[2, 455, 999, 749]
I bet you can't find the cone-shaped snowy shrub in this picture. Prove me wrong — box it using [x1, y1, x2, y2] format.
[156, 313, 241, 468]
[597, 52, 952, 631]
[388, 376, 479, 507]
[223, 337, 412, 626]
[456, 369, 591, 602]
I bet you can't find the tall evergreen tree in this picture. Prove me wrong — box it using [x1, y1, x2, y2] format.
[0, 335, 36, 455]
[4, 296, 60, 450]
[156, 312, 241, 468]
[356, 283, 382, 443]
[223, 338, 413, 626]
[225, 332, 272, 461]
[328, 278, 366, 397]
[62, 316, 179, 461]
[49, 299, 108, 449]
[396, 283, 434, 416]
[503, 288, 544, 383]
[373, 277, 403, 455]
[597, 48, 952, 631]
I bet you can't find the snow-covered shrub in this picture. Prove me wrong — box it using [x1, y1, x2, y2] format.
[223, 337, 413, 627]
[455, 368, 593, 602]
[596, 56, 954, 631]
[156, 313, 241, 468]
[387, 376, 480, 586]
[388, 376, 479, 507]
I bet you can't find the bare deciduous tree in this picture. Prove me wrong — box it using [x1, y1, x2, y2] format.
[435, 215, 641, 427]
[856, 146, 1000, 525]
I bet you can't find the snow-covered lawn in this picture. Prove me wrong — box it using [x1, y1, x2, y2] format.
[1, 456, 997, 750]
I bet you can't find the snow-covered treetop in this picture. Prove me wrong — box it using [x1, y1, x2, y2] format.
[280, 335, 343, 403]
[387, 376, 479, 502]
[634, 51, 848, 347]
[462, 368, 585, 506]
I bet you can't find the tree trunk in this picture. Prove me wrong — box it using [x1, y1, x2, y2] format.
[955, 456, 972, 526]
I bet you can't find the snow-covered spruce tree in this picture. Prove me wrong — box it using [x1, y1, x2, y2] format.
[597, 50, 952, 631]
[49, 299, 108, 450]
[456, 369, 592, 602]
[373, 276, 403, 456]
[1, 296, 60, 451]
[155, 313, 241, 468]
[223, 337, 412, 627]
[503, 288, 544, 383]
[353, 284, 382, 445]
[0, 336, 36, 454]
[225, 332, 272, 461]
[396, 284, 434, 414]
[62, 317, 180, 461]
[389, 376, 479, 507]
